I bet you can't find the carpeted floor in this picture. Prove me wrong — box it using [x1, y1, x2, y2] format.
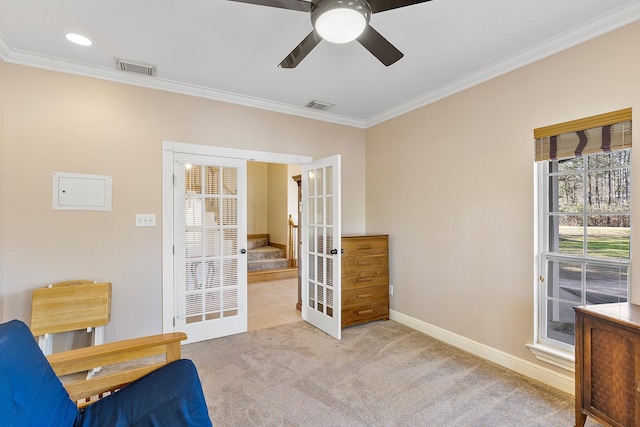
[182, 320, 599, 426]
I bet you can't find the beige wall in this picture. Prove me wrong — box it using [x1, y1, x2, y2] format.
[0, 64, 366, 341]
[267, 163, 288, 246]
[366, 21, 640, 374]
[247, 161, 298, 247]
[247, 161, 268, 234]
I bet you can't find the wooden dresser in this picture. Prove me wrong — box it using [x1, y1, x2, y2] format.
[341, 235, 389, 328]
[574, 303, 640, 427]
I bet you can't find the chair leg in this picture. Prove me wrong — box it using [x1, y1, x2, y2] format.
[85, 327, 104, 380]
[38, 334, 53, 356]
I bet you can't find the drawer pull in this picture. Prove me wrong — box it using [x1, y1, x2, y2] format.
[357, 293, 373, 299]
[357, 261, 373, 266]
[356, 245, 372, 250]
[356, 277, 373, 283]
[358, 309, 374, 316]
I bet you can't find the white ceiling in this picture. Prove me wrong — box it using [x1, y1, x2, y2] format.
[1, 0, 639, 128]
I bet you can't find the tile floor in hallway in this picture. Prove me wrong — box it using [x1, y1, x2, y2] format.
[248, 277, 301, 331]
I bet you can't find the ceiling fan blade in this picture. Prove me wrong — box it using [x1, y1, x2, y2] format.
[226, 0, 311, 12]
[357, 25, 403, 66]
[369, 0, 432, 14]
[278, 31, 323, 68]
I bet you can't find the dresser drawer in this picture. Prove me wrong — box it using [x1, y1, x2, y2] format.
[341, 301, 389, 327]
[342, 270, 388, 290]
[341, 235, 389, 328]
[342, 254, 388, 274]
[343, 285, 388, 306]
[342, 237, 388, 257]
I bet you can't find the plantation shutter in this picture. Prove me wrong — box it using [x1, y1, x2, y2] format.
[534, 108, 632, 162]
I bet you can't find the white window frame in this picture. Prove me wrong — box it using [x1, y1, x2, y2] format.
[530, 151, 631, 370]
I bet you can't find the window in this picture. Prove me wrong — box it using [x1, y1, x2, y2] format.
[533, 109, 632, 358]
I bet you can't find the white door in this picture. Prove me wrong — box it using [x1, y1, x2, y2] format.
[172, 153, 247, 343]
[301, 155, 341, 339]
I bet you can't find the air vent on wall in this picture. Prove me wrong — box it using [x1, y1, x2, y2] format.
[116, 58, 156, 76]
[305, 100, 334, 111]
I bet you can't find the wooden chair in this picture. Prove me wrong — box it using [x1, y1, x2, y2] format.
[31, 280, 112, 377]
[48, 329, 188, 408]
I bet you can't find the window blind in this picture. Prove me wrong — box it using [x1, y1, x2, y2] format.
[534, 108, 632, 162]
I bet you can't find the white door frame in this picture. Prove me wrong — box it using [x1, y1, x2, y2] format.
[162, 140, 313, 335]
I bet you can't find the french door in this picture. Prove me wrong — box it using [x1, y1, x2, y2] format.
[172, 153, 247, 343]
[302, 155, 341, 339]
[163, 142, 340, 342]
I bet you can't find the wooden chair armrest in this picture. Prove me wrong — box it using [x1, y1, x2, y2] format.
[47, 332, 187, 406]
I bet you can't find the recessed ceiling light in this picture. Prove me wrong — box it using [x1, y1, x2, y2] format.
[65, 33, 92, 46]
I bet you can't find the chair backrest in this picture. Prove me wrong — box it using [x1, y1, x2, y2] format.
[0, 320, 79, 426]
[31, 281, 112, 336]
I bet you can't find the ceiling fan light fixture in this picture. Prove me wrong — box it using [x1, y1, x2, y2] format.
[311, 0, 371, 44]
[316, 9, 365, 43]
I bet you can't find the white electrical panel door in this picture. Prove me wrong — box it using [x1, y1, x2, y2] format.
[52, 172, 112, 211]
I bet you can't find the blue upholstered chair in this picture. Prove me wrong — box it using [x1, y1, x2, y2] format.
[0, 319, 212, 427]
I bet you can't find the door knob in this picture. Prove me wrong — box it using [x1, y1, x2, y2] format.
[240, 248, 247, 254]
[330, 249, 338, 255]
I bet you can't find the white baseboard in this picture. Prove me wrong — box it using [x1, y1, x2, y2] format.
[389, 310, 575, 395]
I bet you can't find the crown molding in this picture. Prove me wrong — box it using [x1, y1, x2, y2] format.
[2, 2, 640, 131]
[0, 33, 9, 59]
[365, 2, 640, 128]
[0, 33, 366, 129]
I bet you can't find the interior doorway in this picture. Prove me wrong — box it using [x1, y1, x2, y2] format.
[246, 161, 301, 331]
[162, 141, 313, 342]
[163, 143, 341, 341]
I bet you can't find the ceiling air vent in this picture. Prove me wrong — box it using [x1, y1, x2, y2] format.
[116, 58, 156, 76]
[305, 100, 334, 111]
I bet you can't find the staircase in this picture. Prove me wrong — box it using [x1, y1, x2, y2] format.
[248, 237, 289, 271]
[247, 236, 297, 283]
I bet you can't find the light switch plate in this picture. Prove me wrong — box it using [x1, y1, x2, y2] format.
[135, 214, 156, 227]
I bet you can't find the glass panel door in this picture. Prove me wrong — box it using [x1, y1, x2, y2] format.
[174, 153, 247, 343]
[301, 155, 341, 339]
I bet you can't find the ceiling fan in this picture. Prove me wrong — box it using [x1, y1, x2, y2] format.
[227, 0, 433, 68]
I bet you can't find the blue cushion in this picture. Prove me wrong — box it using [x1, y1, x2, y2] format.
[0, 320, 79, 427]
[79, 359, 212, 427]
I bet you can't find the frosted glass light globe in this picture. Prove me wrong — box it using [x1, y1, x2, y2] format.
[315, 8, 367, 44]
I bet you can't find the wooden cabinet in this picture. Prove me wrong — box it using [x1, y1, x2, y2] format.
[341, 235, 389, 328]
[574, 303, 640, 427]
